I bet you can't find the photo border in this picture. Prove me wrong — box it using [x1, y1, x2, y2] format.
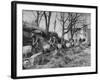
[11, 1, 98, 79]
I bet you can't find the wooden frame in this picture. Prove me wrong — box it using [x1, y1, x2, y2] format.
[11, 1, 98, 79]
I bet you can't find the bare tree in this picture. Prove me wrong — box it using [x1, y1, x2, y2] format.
[64, 13, 89, 41]
[57, 12, 89, 46]
[43, 11, 52, 33]
[53, 13, 57, 32]
[64, 13, 81, 40]
[33, 11, 44, 27]
[57, 12, 69, 44]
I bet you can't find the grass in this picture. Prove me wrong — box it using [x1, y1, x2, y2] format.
[23, 45, 91, 69]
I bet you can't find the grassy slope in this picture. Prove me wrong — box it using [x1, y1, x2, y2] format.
[28, 46, 91, 69]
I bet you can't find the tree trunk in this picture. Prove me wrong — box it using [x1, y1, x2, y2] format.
[54, 19, 56, 32]
[35, 11, 39, 27]
[44, 12, 51, 34]
[61, 16, 65, 45]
